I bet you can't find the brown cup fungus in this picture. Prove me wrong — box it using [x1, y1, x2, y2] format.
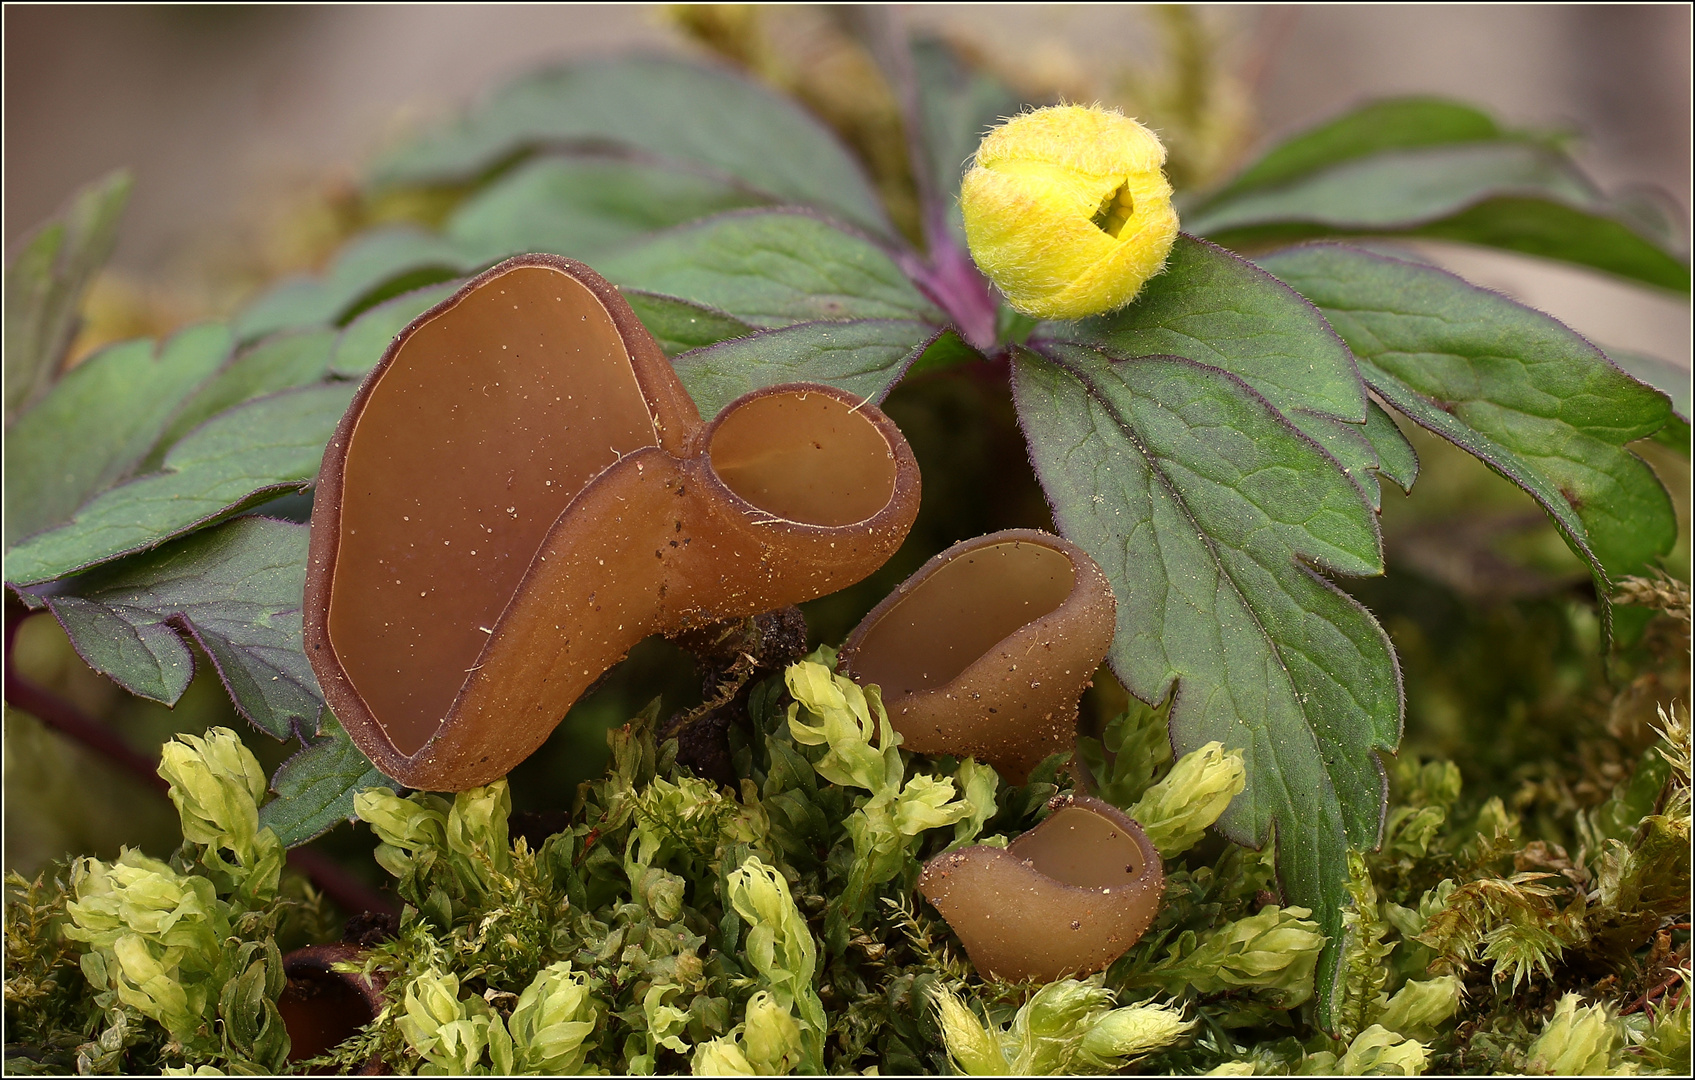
[918, 794, 1163, 982]
[305, 255, 920, 790]
[838, 529, 1114, 782]
[278, 944, 386, 1069]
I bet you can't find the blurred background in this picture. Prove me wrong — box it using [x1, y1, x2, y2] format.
[6, 5, 1690, 358]
[5, 5, 1691, 892]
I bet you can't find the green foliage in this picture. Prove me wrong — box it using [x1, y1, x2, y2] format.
[1188, 97, 1688, 291]
[446, 156, 773, 266]
[1259, 244, 1677, 624]
[3, 169, 131, 418]
[368, 55, 895, 240]
[395, 962, 599, 1076]
[9, 650, 1692, 1074]
[1135, 905, 1328, 1009]
[784, 654, 987, 947]
[1013, 326, 1398, 1019]
[4, 24, 1688, 1073]
[4, 323, 231, 548]
[33, 518, 324, 739]
[1128, 741, 1247, 858]
[17, 730, 310, 1073]
[5, 384, 355, 587]
[259, 712, 399, 847]
[932, 979, 1194, 1075]
[1076, 694, 1175, 809]
[233, 227, 470, 343]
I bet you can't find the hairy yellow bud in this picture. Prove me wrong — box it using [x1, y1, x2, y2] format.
[961, 104, 1179, 320]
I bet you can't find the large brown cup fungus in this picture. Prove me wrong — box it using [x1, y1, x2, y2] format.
[305, 255, 920, 790]
[918, 794, 1163, 981]
[838, 529, 1114, 782]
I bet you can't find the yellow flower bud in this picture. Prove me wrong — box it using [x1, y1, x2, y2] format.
[961, 104, 1179, 320]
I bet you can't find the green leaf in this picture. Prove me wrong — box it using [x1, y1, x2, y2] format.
[1047, 235, 1385, 503]
[4, 383, 356, 586]
[1363, 401, 1419, 494]
[260, 711, 398, 847]
[910, 36, 1024, 242]
[1189, 145, 1688, 292]
[1012, 342, 1398, 1029]
[1189, 143, 1593, 235]
[329, 282, 460, 378]
[1258, 243, 1676, 593]
[370, 55, 893, 240]
[446, 153, 772, 263]
[621, 290, 756, 358]
[144, 328, 338, 470]
[1202, 98, 1507, 205]
[1651, 415, 1690, 456]
[41, 517, 323, 740]
[1607, 349, 1690, 422]
[595, 210, 943, 328]
[5, 323, 232, 548]
[1402, 196, 1690, 292]
[4, 169, 132, 417]
[673, 319, 951, 420]
[234, 227, 472, 343]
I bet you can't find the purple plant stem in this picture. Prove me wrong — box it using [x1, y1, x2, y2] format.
[846, 6, 1002, 356]
[4, 601, 395, 917]
[4, 672, 170, 796]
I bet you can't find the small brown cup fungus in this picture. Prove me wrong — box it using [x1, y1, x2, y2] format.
[305, 255, 920, 790]
[918, 794, 1163, 982]
[838, 529, 1114, 782]
[277, 944, 386, 1070]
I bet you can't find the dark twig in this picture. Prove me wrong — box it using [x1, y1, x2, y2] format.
[4, 672, 170, 796]
[286, 848, 397, 919]
[1622, 969, 1686, 1015]
[5, 601, 394, 917]
[1622, 940, 1690, 1015]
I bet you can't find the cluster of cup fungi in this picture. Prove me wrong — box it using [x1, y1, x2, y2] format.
[279, 256, 1165, 1062]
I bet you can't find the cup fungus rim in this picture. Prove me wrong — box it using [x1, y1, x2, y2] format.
[926, 794, 1163, 899]
[1002, 792, 1163, 895]
[694, 380, 920, 535]
[839, 527, 1112, 700]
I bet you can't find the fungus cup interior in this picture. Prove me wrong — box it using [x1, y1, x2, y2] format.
[707, 390, 897, 526]
[326, 263, 659, 755]
[277, 947, 382, 1064]
[1011, 803, 1148, 890]
[278, 974, 374, 1062]
[846, 540, 1074, 695]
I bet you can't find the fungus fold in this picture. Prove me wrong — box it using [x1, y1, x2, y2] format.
[918, 794, 1163, 982]
[306, 255, 920, 790]
[838, 529, 1115, 782]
